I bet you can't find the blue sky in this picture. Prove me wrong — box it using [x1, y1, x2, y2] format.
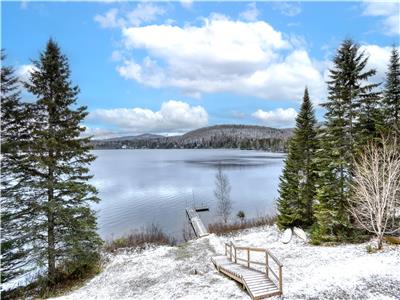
[2, 1, 399, 137]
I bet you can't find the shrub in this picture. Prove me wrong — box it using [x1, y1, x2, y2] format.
[237, 211, 245, 222]
[2, 257, 103, 300]
[366, 244, 378, 253]
[208, 215, 276, 235]
[105, 223, 175, 252]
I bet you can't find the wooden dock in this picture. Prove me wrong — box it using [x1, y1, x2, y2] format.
[212, 242, 283, 299]
[186, 208, 209, 237]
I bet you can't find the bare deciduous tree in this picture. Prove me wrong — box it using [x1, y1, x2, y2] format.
[214, 165, 232, 223]
[348, 136, 400, 249]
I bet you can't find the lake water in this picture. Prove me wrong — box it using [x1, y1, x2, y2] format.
[90, 149, 285, 241]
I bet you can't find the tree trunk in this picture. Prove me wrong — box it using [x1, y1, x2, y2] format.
[377, 235, 383, 250]
[47, 165, 56, 283]
[47, 95, 56, 283]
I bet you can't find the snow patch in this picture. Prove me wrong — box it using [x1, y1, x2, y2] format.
[55, 226, 400, 299]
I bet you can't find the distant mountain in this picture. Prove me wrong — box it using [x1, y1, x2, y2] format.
[91, 124, 293, 152]
[178, 124, 292, 143]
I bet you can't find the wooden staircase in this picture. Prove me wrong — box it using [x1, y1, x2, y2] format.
[211, 242, 283, 299]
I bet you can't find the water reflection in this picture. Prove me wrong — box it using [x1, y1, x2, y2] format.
[90, 149, 284, 240]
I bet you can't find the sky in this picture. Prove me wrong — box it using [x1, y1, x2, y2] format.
[2, 1, 399, 138]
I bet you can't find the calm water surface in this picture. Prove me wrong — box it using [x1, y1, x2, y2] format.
[90, 149, 285, 240]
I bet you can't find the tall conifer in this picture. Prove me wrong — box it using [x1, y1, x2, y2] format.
[22, 39, 102, 283]
[277, 88, 317, 229]
[313, 39, 379, 241]
[383, 46, 400, 132]
[1, 51, 34, 283]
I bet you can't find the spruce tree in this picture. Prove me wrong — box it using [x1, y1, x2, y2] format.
[383, 46, 400, 132]
[277, 88, 317, 229]
[23, 39, 102, 283]
[1, 50, 34, 283]
[313, 39, 379, 241]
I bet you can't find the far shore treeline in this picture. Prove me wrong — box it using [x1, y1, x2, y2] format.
[91, 124, 292, 152]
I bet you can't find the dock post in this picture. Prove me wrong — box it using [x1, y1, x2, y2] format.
[247, 249, 250, 267]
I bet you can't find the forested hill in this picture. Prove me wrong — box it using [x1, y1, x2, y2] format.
[91, 125, 293, 152]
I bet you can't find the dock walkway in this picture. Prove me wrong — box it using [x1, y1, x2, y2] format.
[212, 242, 283, 299]
[186, 208, 209, 237]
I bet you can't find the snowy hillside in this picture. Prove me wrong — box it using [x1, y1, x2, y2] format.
[179, 125, 293, 143]
[56, 226, 400, 300]
[91, 125, 292, 151]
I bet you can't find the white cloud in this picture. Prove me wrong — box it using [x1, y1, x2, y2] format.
[361, 44, 397, 83]
[81, 127, 118, 140]
[94, 3, 165, 29]
[180, 0, 193, 9]
[230, 111, 246, 119]
[16, 64, 36, 83]
[252, 108, 297, 128]
[111, 50, 124, 62]
[362, 1, 400, 36]
[126, 3, 165, 27]
[89, 100, 208, 134]
[117, 15, 326, 102]
[240, 3, 260, 22]
[273, 2, 302, 17]
[94, 8, 121, 28]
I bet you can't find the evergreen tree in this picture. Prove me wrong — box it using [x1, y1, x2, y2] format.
[1, 50, 34, 283]
[383, 46, 400, 132]
[277, 88, 317, 229]
[22, 39, 102, 283]
[313, 39, 379, 241]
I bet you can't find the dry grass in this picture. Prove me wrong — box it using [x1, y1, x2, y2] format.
[385, 235, 400, 245]
[208, 215, 277, 235]
[2, 260, 103, 300]
[105, 223, 176, 253]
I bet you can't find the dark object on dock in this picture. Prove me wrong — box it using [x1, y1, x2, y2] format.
[194, 203, 209, 212]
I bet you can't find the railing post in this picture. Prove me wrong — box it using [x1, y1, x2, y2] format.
[247, 249, 250, 268]
[234, 247, 237, 263]
[230, 242, 232, 261]
[225, 244, 227, 256]
[279, 265, 283, 294]
[265, 250, 269, 277]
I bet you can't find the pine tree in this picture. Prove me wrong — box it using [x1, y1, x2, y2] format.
[23, 39, 102, 283]
[1, 50, 34, 283]
[277, 88, 317, 229]
[313, 39, 379, 241]
[311, 129, 347, 243]
[383, 46, 400, 132]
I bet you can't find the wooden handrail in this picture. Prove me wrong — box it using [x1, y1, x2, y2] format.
[268, 266, 279, 281]
[224, 243, 283, 267]
[266, 249, 283, 267]
[224, 242, 283, 293]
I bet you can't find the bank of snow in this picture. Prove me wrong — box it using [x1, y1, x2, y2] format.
[56, 226, 400, 299]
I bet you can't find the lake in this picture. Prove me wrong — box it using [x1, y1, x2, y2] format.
[90, 149, 285, 241]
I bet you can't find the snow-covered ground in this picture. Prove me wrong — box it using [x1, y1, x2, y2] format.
[56, 226, 400, 300]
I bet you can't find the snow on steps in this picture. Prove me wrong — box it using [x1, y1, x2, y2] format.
[211, 242, 283, 299]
